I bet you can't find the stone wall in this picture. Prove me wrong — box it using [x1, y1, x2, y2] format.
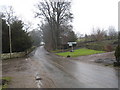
[1, 52, 26, 60]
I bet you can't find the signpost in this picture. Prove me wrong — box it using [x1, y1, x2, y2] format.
[67, 42, 77, 52]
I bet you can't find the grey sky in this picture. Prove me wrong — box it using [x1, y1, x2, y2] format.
[72, 0, 119, 35]
[0, 0, 119, 34]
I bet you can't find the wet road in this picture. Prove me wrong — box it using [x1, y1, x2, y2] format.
[31, 46, 118, 88]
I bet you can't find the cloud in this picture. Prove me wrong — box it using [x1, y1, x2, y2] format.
[0, 0, 119, 34]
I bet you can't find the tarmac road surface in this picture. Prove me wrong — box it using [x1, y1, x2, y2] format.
[31, 46, 119, 88]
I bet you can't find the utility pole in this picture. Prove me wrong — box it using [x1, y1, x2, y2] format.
[7, 22, 12, 58]
[9, 24, 12, 58]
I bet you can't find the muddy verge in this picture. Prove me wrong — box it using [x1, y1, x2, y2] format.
[2, 57, 56, 88]
[70, 52, 116, 66]
[2, 58, 37, 88]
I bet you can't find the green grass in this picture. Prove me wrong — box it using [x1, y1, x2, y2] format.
[51, 48, 71, 53]
[56, 48, 105, 57]
[0, 77, 12, 89]
[51, 49, 62, 53]
[2, 77, 12, 81]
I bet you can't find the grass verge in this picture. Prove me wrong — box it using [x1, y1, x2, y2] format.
[0, 77, 12, 90]
[56, 48, 105, 57]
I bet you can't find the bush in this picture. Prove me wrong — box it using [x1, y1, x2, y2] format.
[85, 44, 104, 51]
[114, 45, 120, 62]
[104, 45, 113, 52]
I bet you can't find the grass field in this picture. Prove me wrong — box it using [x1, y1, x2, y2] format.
[56, 48, 105, 57]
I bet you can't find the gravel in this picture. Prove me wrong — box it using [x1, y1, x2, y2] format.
[95, 58, 116, 65]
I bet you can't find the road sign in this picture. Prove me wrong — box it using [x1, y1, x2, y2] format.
[67, 42, 77, 46]
[68, 43, 72, 46]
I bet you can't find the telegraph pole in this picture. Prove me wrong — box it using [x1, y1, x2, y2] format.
[7, 22, 12, 58]
[9, 24, 12, 58]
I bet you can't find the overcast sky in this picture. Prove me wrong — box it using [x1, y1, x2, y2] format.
[0, 0, 119, 35]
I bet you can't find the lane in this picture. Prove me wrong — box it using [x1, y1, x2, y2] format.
[32, 46, 118, 88]
[32, 47, 85, 88]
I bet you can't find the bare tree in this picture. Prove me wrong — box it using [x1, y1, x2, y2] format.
[23, 22, 32, 32]
[29, 29, 42, 46]
[0, 13, 5, 18]
[76, 32, 83, 39]
[2, 6, 16, 24]
[35, 0, 73, 50]
[91, 28, 106, 41]
[40, 23, 54, 50]
[60, 24, 77, 43]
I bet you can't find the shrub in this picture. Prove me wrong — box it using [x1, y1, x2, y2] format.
[85, 44, 104, 51]
[114, 45, 120, 62]
[104, 45, 113, 52]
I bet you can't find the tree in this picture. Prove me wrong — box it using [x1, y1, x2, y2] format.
[85, 34, 88, 42]
[40, 23, 53, 50]
[114, 31, 120, 63]
[2, 6, 18, 24]
[2, 19, 10, 53]
[68, 31, 77, 41]
[23, 22, 32, 32]
[60, 25, 77, 43]
[35, 1, 73, 50]
[91, 28, 106, 41]
[11, 20, 32, 52]
[115, 45, 120, 63]
[76, 32, 83, 39]
[0, 13, 5, 18]
[29, 29, 42, 46]
[2, 6, 33, 53]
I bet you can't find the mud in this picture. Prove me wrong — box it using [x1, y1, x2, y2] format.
[2, 58, 37, 88]
[2, 56, 56, 88]
[71, 51, 116, 66]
